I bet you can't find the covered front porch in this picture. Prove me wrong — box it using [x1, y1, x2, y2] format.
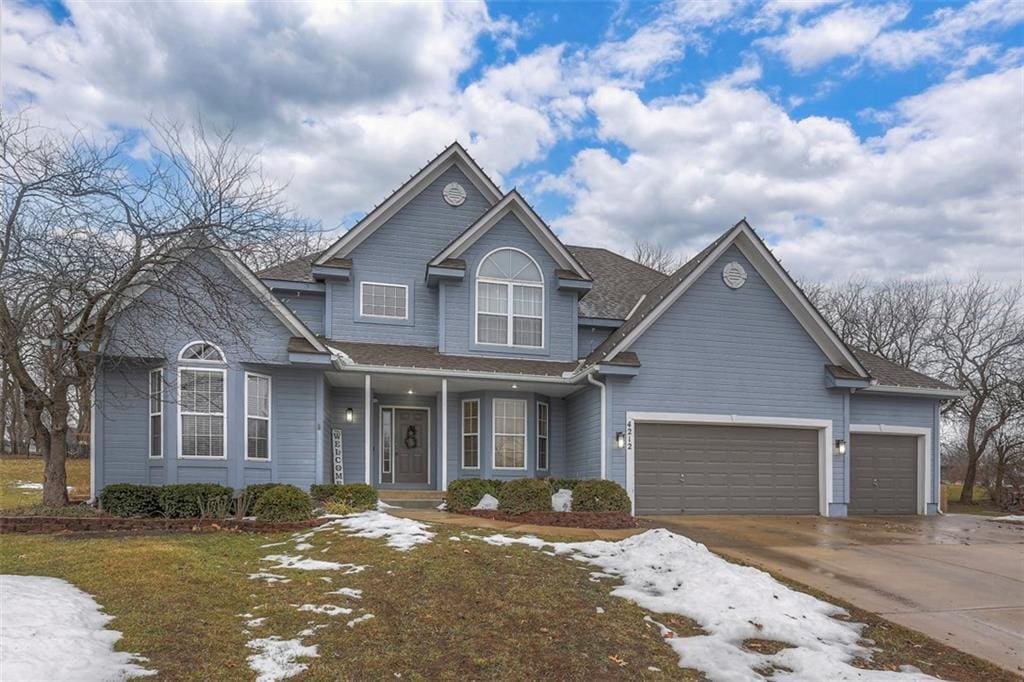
[325, 370, 581, 491]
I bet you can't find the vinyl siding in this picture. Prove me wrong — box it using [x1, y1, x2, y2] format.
[326, 166, 493, 345]
[441, 212, 578, 361]
[565, 385, 602, 480]
[329, 388, 367, 485]
[578, 325, 614, 357]
[605, 245, 848, 502]
[276, 292, 325, 336]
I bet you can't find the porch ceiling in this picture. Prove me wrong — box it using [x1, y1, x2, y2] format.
[325, 370, 582, 397]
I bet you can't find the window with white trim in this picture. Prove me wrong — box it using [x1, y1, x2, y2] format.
[245, 373, 271, 460]
[462, 400, 479, 469]
[179, 341, 225, 362]
[360, 282, 408, 319]
[179, 368, 225, 458]
[493, 398, 526, 469]
[149, 368, 163, 458]
[536, 401, 549, 471]
[476, 249, 543, 347]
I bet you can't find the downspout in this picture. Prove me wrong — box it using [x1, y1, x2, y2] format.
[587, 373, 607, 480]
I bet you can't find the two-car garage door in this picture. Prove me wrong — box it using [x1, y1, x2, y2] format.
[634, 423, 820, 515]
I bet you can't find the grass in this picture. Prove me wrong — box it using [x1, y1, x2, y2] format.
[0, 456, 91, 510]
[944, 483, 1002, 516]
[0, 518, 1011, 681]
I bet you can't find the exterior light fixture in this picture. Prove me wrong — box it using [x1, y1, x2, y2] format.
[615, 431, 626, 449]
[512, 383, 518, 389]
[407, 389, 414, 395]
[835, 439, 847, 455]
[345, 408, 354, 423]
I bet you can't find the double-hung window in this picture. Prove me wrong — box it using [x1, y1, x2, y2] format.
[245, 373, 271, 460]
[179, 368, 225, 458]
[476, 249, 544, 348]
[361, 282, 408, 319]
[149, 368, 163, 458]
[493, 398, 527, 469]
[462, 400, 480, 469]
[536, 402, 549, 471]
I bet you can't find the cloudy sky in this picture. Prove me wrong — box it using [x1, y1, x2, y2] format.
[3, 0, 1022, 281]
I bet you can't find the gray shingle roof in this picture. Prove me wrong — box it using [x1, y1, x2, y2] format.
[258, 252, 321, 282]
[566, 246, 666, 320]
[852, 349, 956, 391]
[319, 339, 580, 376]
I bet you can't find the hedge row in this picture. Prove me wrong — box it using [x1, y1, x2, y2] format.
[98, 483, 315, 522]
[444, 478, 630, 515]
[310, 483, 377, 511]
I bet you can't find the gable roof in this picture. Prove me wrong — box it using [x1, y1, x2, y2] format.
[316, 142, 503, 264]
[428, 190, 591, 280]
[258, 250, 323, 283]
[568, 245, 667, 320]
[852, 349, 957, 392]
[585, 220, 869, 378]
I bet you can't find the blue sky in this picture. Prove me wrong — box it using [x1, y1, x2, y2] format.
[4, 0, 1023, 281]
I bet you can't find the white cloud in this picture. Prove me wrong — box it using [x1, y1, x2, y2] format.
[759, 3, 909, 70]
[551, 68, 1024, 282]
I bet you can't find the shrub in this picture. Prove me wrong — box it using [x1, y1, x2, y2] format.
[496, 478, 552, 515]
[310, 483, 378, 510]
[98, 484, 161, 517]
[544, 478, 581, 494]
[446, 478, 504, 512]
[571, 480, 631, 513]
[253, 484, 313, 522]
[321, 500, 358, 516]
[238, 483, 282, 517]
[158, 483, 234, 519]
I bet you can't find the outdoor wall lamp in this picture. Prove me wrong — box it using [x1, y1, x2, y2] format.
[615, 432, 626, 449]
[835, 439, 847, 455]
[345, 408, 354, 423]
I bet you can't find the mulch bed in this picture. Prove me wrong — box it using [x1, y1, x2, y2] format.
[0, 515, 323, 535]
[464, 510, 637, 529]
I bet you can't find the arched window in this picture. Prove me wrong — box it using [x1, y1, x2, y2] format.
[178, 341, 225, 363]
[475, 248, 544, 348]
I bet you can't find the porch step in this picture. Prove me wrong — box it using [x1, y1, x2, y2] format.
[379, 490, 445, 511]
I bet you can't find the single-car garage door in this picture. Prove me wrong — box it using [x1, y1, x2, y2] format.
[634, 423, 819, 515]
[849, 433, 918, 515]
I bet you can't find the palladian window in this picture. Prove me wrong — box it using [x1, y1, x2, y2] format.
[475, 248, 544, 348]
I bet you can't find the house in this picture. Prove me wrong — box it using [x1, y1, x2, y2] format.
[91, 143, 960, 516]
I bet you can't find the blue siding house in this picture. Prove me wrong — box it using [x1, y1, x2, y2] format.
[92, 143, 960, 517]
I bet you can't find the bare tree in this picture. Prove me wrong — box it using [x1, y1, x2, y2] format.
[633, 239, 684, 274]
[1, 113, 319, 505]
[932, 280, 1023, 504]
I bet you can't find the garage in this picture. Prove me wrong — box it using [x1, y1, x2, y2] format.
[634, 422, 820, 515]
[849, 433, 918, 515]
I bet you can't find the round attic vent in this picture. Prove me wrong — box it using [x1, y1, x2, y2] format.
[722, 261, 747, 289]
[443, 182, 467, 206]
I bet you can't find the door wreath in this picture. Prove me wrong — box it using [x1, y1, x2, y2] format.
[404, 425, 418, 449]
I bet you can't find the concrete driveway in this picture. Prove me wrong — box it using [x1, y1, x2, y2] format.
[642, 513, 1024, 673]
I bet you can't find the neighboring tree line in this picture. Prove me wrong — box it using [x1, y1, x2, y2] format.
[1, 112, 321, 506]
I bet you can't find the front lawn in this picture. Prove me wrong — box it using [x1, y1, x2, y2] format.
[0, 457, 91, 510]
[1, 512, 1013, 681]
[944, 483, 1002, 516]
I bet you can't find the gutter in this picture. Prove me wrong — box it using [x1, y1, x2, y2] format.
[587, 373, 608, 480]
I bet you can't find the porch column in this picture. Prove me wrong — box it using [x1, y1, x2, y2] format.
[364, 374, 371, 485]
[441, 378, 448, 491]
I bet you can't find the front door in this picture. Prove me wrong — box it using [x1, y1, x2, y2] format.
[390, 408, 429, 485]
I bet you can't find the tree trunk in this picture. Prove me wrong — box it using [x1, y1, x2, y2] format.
[75, 379, 91, 457]
[42, 394, 70, 506]
[959, 456, 980, 505]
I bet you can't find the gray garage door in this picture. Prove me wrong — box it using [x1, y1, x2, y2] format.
[849, 433, 918, 515]
[634, 423, 819, 515]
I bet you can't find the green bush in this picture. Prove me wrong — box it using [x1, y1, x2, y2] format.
[158, 483, 234, 519]
[545, 478, 581, 494]
[496, 478, 552, 515]
[253, 484, 313, 522]
[99, 484, 161, 517]
[445, 478, 504, 512]
[310, 483, 378, 510]
[571, 480, 631, 513]
[238, 483, 282, 516]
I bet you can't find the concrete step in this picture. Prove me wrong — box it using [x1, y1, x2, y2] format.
[383, 498, 444, 510]
[379, 490, 445, 511]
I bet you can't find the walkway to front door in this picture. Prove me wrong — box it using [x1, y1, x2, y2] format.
[381, 407, 429, 485]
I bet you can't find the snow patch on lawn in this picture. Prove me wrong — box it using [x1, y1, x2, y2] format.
[377, 500, 400, 510]
[246, 636, 318, 682]
[473, 529, 937, 681]
[262, 555, 354, 572]
[991, 515, 1024, 523]
[249, 572, 292, 584]
[472, 493, 499, 510]
[1, 574, 154, 680]
[296, 604, 352, 616]
[346, 613, 375, 628]
[327, 588, 363, 599]
[330, 511, 434, 551]
[294, 543, 314, 551]
[551, 488, 573, 512]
